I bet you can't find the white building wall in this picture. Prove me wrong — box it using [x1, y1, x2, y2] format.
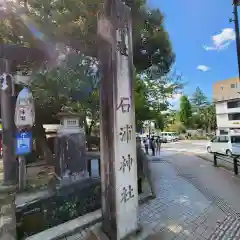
[216, 100, 240, 131]
[215, 102, 227, 114]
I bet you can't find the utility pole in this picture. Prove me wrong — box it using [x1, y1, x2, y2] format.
[233, 0, 240, 80]
[0, 58, 17, 186]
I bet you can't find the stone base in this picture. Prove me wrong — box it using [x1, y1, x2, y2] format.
[87, 223, 142, 240]
[87, 223, 109, 240]
[0, 184, 17, 240]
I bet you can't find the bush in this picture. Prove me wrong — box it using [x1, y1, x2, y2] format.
[188, 135, 208, 140]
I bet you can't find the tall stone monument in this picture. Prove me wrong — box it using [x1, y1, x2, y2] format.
[89, 0, 139, 239]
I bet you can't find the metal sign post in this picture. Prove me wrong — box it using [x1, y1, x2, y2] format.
[14, 87, 35, 191]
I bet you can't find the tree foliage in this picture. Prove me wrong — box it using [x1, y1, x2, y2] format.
[30, 53, 99, 128]
[179, 95, 192, 127]
[134, 75, 153, 131]
[1, 0, 179, 138]
[191, 86, 209, 111]
[1, 0, 175, 75]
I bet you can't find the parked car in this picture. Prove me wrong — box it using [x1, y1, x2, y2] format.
[207, 134, 240, 156]
[160, 132, 179, 142]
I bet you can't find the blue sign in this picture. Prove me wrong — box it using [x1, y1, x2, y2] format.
[15, 131, 32, 155]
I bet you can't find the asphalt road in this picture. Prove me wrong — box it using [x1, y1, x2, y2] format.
[161, 140, 209, 155]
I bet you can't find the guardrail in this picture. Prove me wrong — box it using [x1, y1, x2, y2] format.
[213, 153, 240, 175]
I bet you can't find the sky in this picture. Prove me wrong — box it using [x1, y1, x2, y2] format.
[148, 0, 239, 108]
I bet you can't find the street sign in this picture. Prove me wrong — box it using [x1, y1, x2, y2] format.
[15, 131, 32, 155]
[15, 87, 35, 128]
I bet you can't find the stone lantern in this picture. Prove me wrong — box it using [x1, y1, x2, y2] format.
[55, 107, 88, 185]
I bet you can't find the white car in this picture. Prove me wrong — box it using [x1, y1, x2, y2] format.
[207, 135, 240, 156]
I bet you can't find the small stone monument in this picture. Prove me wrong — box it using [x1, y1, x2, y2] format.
[55, 107, 88, 186]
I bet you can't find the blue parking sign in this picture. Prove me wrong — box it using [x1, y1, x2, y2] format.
[16, 131, 32, 155]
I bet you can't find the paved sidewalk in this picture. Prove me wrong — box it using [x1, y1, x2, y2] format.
[137, 159, 225, 240]
[65, 155, 229, 240]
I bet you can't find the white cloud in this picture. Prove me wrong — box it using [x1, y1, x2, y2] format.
[203, 28, 235, 51]
[168, 93, 182, 110]
[197, 65, 210, 72]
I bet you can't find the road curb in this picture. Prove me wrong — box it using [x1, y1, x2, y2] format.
[195, 154, 212, 162]
[195, 154, 236, 173]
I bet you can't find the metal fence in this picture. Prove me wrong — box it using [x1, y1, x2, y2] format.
[213, 153, 240, 175]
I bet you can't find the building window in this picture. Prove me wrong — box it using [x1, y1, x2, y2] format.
[219, 136, 229, 142]
[227, 100, 240, 108]
[219, 130, 228, 135]
[228, 113, 240, 120]
[231, 83, 236, 88]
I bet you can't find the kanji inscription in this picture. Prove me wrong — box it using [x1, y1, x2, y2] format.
[119, 124, 132, 143]
[117, 28, 128, 56]
[119, 154, 133, 173]
[117, 97, 131, 113]
[121, 185, 134, 203]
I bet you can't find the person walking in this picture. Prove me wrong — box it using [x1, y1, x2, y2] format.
[136, 137, 144, 194]
[136, 137, 156, 198]
[143, 137, 149, 155]
[156, 136, 161, 155]
[149, 136, 156, 156]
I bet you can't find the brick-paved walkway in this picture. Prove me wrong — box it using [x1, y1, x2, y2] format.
[65, 155, 231, 240]
[136, 160, 226, 240]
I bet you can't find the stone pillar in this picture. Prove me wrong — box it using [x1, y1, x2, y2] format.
[97, 1, 139, 239]
[55, 112, 87, 183]
[0, 185, 16, 240]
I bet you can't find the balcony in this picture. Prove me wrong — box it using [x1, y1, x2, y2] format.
[227, 107, 240, 114]
[217, 116, 240, 127]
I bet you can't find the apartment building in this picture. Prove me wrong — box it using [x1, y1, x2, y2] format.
[213, 77, 240, 135]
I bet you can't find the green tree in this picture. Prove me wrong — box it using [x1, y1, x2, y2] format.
[200, 104, 216, 132]
[154, 113, 165, 131]
[191, 87, 209, 111]
[30, 53, 99, 161]
[179, 95, 192, 127]
[2, 0, 175, 75]
[134, 76, 153, 131]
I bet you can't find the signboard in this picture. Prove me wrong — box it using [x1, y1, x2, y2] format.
[14, 87, 35, 128]
[15, 131, 32, 155]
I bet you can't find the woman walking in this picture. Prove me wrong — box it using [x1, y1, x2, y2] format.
[149, 136, 156, 156]
[143, 137, 149, 155]
[156, 136, 161, 155]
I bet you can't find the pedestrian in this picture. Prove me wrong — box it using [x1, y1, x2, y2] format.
[136, 137, 144, 194]
[143, 137, 149, 155]
[149, 136, 156, 156]
[156, 136, 161, 154]
[136, 137, 156, 198]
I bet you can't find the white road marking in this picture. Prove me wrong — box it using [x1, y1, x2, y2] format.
[162, 147, 207, 154]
